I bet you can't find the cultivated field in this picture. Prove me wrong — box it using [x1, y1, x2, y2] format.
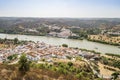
[88, 35, 120, 45]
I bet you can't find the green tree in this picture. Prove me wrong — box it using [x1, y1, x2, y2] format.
[4, 38, 7, 43]
[76, 73, 84, 80]
[7, 55, 13, 60]
[7, 54, 18, 60]
[101, 56, 108, 65]
[14, 38, 18, 44]
[62, 44, 68, 47]
[67, 62, 73, 67]
[19, 54, 30, 73]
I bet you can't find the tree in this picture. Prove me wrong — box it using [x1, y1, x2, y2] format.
[7, 54, 18, 60]
[62, 44, 68, 47]
[101, 57, 108, 65]
[76, 73, 84, 80]
[19, 54, 30, 73]
[14, 38, 18, 44]
[67, 62, 73, 67]
[7, 55, 13, 60]
[4, 38, 7, 43]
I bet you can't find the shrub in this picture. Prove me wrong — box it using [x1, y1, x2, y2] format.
[67, 62, 73, 67]
[62, 44, 68, 47]
[19, 54, 30, 73]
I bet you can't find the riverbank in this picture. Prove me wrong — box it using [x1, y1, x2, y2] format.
[88, 39, 120, 46]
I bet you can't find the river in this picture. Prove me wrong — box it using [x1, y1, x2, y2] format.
[0, 33, 120, 54]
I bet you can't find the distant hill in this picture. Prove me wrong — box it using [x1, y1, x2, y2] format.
[0, 17, 120, 28]
[0, 17, 120, 34]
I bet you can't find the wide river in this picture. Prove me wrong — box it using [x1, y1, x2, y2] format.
[0, 33, 120, 54]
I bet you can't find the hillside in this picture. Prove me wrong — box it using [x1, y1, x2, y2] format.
[0, 61, 100, 80]
[0, 17, 120, 29]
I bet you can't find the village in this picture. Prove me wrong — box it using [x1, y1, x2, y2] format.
[0, 40, 120, 80]
[0, 41, 99, 63]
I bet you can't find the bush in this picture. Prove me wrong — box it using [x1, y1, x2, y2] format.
[19, 54, 30, 73]
[101, 56, 108, 65]
[14, 38, 19, 44]
[67, 62, 73, 67]
[62, 44, 68, 47]
[111, 72, 120, 80]
[7, 54, 18, 60]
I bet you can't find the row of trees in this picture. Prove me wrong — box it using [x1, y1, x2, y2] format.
[0, 38, 28, 45]
[105, 53, 120, 58]
[0, 38, 18, 44]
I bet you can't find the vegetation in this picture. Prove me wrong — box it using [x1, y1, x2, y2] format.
[7, 54, 18, 60]
[87, 28, 101, 35]
[62, 44, 68, 47]
[104, 66, 117, 71]
[69, 28, 88, 39]
[88, 38, 120, 46]
[111, 72, 120, 80]
[30, 61, 95, 80]
[75, 56, 82, 61]
[0, 60, 101, 80]
[80, 48, 101, 54]
[0, 38, 28, 45]
[100, 56, 120, 69]
[68, 36, 84, 40]
[14, 38, 19, 44]
[18, 54, 30, 73]
[0, 17, 119, 41]
[105, 53, 120, 58]
[66, 55, 72, 60]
